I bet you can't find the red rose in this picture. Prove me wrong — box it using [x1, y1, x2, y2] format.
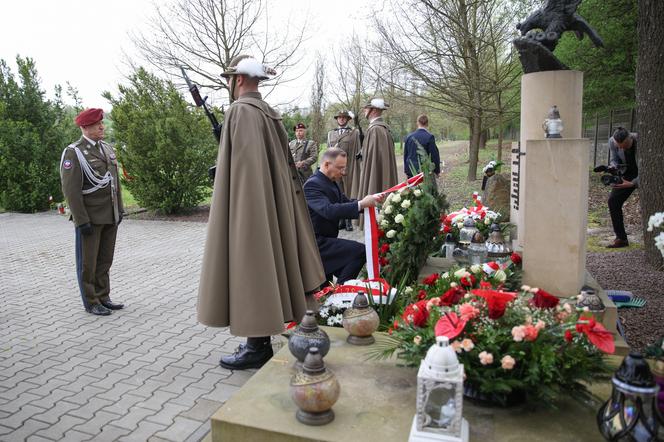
[564, 330, 573, 343]
[379, 243, 390, 255]
[417, 290, 427, 300]
[423, 273, 440, 286]
[510, 253, 522, 265]
[530, 288, 559, 309]
[379, 257, 389, 266]
[439, 287, 465, 306]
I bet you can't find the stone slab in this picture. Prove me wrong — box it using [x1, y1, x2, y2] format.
[211, 327, 613, 442]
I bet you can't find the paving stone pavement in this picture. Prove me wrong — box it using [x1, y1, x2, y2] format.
[0, 212, 263, 442]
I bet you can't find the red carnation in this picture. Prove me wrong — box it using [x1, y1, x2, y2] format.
[439, 287, 465, 306]
[401, 300, 430, 328]
[423, 273, 440, 286]
[472, 289, 516, 319]
[379, 243, 390, 255]
[510, 253, 522, 265]
[530, 288, 560, 309]
[460, 274, 476, 287]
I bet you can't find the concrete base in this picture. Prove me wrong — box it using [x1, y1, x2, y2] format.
[409, 416, 469, 442]
[211, 327, 617, 442]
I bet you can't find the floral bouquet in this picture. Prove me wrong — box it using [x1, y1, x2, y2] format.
[441, 193, 502, 241]
[374, 275, 614, 406]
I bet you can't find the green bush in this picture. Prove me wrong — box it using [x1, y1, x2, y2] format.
[104, 68, 217, 214]
[0, 57, 78, 212]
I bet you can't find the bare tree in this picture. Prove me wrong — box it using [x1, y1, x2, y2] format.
[372, 0, 524, 180]
[309, 54, 326, 144]
[132, 0, 307, 103]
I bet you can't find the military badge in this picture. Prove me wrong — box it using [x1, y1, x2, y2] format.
[63, 160, 73, 170]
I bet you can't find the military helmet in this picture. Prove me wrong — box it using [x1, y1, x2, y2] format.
[333, 110, 353, 119]
[221, 54, 276, 81]
[362, 98, 390, 110]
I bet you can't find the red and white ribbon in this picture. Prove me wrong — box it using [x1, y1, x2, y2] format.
[364, 173, 424, 279]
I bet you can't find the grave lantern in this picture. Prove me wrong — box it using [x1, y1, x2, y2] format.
[486, 223, 512, 258]
[458, 217, 478, 249]
[409, 336, 469, 442]
[597, 352, 664, 441]
[442, 233, 456, 259]
[468, 232, 488, 266]
[543, 105, 563, 138]
[576, 288, 605, 313]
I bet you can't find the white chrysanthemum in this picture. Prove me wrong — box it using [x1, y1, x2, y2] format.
[380, 219, 389, 228]
[414, 189, 422, 197]
[384, 205, 393, 214]
[392, 193, 402, 204]
[386, 229, 397, 238]
[401, 199, 411, 209]
[394, 214, 405, 224]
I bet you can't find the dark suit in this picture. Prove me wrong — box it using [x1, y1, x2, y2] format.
[304, 171, 365, 284]
[404, 127, 441, 177]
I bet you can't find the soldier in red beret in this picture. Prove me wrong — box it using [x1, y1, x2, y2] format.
[288, 122, 319, 182]
[60, 108, 125, 316]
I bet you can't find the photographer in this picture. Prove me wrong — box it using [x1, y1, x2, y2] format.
[606, 127, 639, 248]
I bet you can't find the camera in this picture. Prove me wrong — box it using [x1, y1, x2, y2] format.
[593, 165, 623, 186]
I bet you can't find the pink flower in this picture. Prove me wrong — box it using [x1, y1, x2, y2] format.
[479, 351, 494, 365]
[535, 319, 546, 331]
[511, 325, 526, 342]
[461, 338, 475, 352]
[458, 303, 480, 321]
[501, 355, 516, 370]
[523, 324, 539, 342]
[451, 340, 463, 353]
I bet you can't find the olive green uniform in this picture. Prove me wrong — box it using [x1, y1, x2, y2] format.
[60, 137, 123, 308]
[288, 138, 318, 182]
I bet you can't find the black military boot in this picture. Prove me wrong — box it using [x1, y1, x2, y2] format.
[219, 336, 273, 370]
[345, 219, 354, 231]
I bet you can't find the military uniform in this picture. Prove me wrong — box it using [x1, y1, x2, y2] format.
[288, 138, 318, 182]
[327, 125, 361, 199]
[60, 135, 123, 311]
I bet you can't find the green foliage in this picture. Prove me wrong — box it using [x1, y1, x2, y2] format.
[0, 57, 78, 212]
[281, 107, 311, 141]
[554, 0, 637, 114]
[104, 68, 217, 214]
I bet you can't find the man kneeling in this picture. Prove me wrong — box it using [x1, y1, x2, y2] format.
[304, 148, 382, 284]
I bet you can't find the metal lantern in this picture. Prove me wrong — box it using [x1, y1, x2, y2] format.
[467, 232, 488, 266]
[409, 336, 469, 442]
[342, 292, 379, 345]
[458, 217, 478, 248]
[486, 223, 512, 258]
[288, 310, 331, 369]
[577, 288, 605, 313]
[543, 105, 563, 138]
[290, 347, 340, 426]
[442, 233, 456, 259]
[597, 352, 664, 441]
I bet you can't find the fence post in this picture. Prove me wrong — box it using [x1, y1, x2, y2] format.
[593, 113, 599, 166]
[607, 109, 614, 165]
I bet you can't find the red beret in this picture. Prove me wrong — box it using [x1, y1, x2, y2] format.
[294, 122, 306, 130]
[75, 108, 104, 127]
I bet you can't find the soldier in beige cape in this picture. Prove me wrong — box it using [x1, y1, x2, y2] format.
[198, 55, 325, 370]
[327, 110, 362, 231]
[357, 98, 398, 227]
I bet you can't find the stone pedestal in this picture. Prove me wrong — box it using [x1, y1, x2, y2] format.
[522, 139, 589, 297]
[513, 70, 584, 248]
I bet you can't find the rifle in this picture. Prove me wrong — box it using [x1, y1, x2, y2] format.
[180, 66, 221, 181]
[354, 113, 364, 160]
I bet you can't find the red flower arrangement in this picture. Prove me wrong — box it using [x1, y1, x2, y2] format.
[422, 273, 440, 286]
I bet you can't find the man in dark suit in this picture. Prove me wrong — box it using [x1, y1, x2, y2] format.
[304, 148, 382, 284]
[404, 114, 441, 178]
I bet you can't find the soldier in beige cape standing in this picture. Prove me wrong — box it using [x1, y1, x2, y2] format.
[197, 55, 325, 370]
[357, 98, 398, 227]
[327, 110, 362, 231]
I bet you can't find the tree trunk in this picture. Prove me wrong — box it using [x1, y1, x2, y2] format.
[636, 0, 664, 268]
[497, 113, 504, 163]
[467, 115, 481, 181]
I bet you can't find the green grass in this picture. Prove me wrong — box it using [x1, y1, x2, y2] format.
[586, 235, 642, 253]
